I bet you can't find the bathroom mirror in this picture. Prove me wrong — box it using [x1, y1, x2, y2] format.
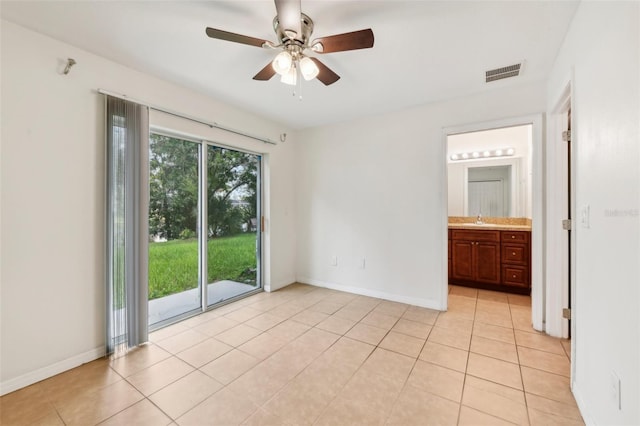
[447, 124, 532, 218]
[468, 165, 512, 217]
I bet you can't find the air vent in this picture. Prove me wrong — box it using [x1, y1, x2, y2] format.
[485, 63, 521, 83]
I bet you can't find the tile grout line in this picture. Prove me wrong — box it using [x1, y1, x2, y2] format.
[511, 299, 533, 426]
[144, 293, 318, 423]
[308, 313, 381, 424]
[306, 304, 414, 424]
[456, 285, 477, 425]
[96, 364, 177, 425]
[234, 295, 377, 424]
[344, 311, 414, 426]
[452, 288, 550, 424]
[193, 291, 346, 424]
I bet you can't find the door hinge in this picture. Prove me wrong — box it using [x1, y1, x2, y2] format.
[261, 216, 265, 233]
[562, 308, 571, 320]
[562, 219, 572, 231]
[562, 130, 571, 142]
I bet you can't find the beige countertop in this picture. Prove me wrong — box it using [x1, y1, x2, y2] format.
[448, 223, 532, 231]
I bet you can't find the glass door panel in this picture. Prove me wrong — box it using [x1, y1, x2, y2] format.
[148, 134, 201, 326]
[206, 146, 261, 306]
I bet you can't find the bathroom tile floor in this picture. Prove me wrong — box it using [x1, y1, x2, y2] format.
[1, 284, 583, 425]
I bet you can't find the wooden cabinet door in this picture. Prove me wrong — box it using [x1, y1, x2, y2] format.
[449, 229, 530, 293]
[451, 240, 474, 280]
[475, 241, 501, 284]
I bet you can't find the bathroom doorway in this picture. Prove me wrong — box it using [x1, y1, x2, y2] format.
[443, 115, 544, 331]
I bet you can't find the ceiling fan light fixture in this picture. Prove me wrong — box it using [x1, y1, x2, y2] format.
[310, 41, 324, 53]
[280, 64, 297, 85]
[272, 51, 293, 75]
[299, 56, 319, 81]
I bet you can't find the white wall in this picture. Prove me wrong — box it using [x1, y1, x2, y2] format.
[447, 125, 533, 218]
[295, 83, 546, 309]
[0, 21, 296, 394]
[546, 2, 640, 424]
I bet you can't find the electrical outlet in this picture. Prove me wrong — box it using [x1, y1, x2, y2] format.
[330, 255, 338, 267]
[610, 371, 621, 410]
[358, 257, 366, 269]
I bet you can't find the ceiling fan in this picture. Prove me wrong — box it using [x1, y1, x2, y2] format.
[205, 0, 374, 86]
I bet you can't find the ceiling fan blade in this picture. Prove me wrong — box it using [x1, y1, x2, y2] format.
[253, 62, 277, 81]
[274, 0, 302, 39]
[310, 58, 340, 86]
[312, 29, 374, 53]
[205, 27, 268, 48]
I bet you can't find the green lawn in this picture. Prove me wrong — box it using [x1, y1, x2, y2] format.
[148, 233, 257, 300]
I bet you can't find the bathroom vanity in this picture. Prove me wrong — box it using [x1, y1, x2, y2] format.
[448, 224, 531, 294]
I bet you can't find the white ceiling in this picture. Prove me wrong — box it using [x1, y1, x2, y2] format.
[1, 1, 579, 129]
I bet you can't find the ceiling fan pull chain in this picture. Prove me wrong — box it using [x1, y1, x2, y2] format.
[292, 61, 297, 98]
[298, 62, 303, 101]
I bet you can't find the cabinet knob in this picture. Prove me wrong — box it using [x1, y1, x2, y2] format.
[513, 275, 517, 278]
[512, 252, 516, 256]
[511, 235, 515, 239]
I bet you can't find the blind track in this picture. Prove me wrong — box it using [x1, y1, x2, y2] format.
[98, 89, 278, 145]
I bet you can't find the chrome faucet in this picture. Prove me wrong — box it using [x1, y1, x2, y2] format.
[476, 213, 484, 224]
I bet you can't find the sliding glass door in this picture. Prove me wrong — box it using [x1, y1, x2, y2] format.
[147, 134, 201, 325]
[206, 146, 261, 306]
[148, 133, 261, 327]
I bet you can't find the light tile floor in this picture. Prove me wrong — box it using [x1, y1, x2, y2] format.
[1, 284, 583, 425]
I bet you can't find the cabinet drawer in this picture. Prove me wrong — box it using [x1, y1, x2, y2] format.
[501, 231, 529, 243]
[451, 230, 500, 242]
[502, 265, 529, 287]
[501, 244, 528, 264]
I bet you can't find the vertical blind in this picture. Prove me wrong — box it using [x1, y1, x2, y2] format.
[106, 95, 149, 355]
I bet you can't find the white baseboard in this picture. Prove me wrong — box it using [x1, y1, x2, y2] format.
[297, 277, 444, 311]
[265, 276, 296, 293]
[1, 346, 106, 396]
[572, 381, 594, 425]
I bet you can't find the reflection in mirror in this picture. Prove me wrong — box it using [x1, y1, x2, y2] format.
[447, 124, 533, 220]
[468, 165, 512, 217]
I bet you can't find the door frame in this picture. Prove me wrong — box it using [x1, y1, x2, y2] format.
[546, 81, 574, 339]
[200, 142, 264, 310]
[442, 114, 544, 331]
